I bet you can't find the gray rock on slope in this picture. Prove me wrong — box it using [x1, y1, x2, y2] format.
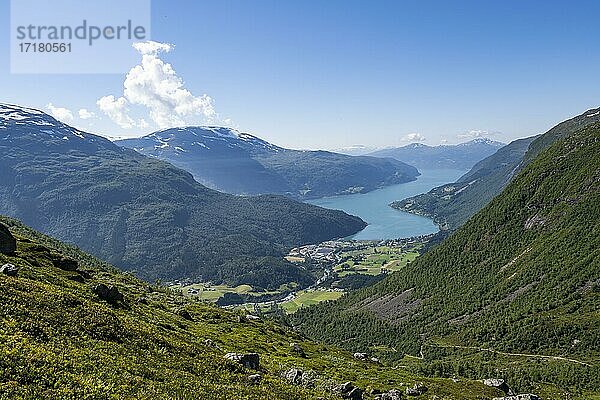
[0, 263, 20, 277]
[224, 353, 260, 369]
[0, 224, 16, 254]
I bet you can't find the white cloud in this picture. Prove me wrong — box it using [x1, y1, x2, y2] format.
[400, 133, 426, 143]
[458, 129, 500, 139]
[78, 108, 95, 119]
[46, 103, 74, 123]
[98, 40, 218, 130]
[97, 95, 137, 129]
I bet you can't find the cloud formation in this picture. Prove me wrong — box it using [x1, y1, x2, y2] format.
[98, 41, 218, 130]
[78, 108, 95, 120]
[400, 133, 426, 143]
[458, 129, 500, 139]
[46, 103, 74, 123]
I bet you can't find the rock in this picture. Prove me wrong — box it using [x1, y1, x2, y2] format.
[493, 395, 540, 400]
[339, 382, 363, 400]
[379, 389, 403, 400]
[406, 383, 427, 396]
[247, 374, 262, 384]
[51, 256, 79, 271]
[224, 353, 260, 369]
[370, 357, 380, 364]
[177, 309, 193, 321]
[67, 274, 85, 283]
[0, 224, 16, 254]
[484, 378, 510, 394]
[353, 352, 368, 360]
[284, 368, 303, 384]
[0, 263, 19, 277]
[246, 314, 261, 321]
[204, 339, 218, 348]
[92, 283, 124, 303]
[290, 342, 306, 357]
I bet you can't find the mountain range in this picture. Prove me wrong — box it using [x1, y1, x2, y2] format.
[0, 103, 365, 288]
[117, 128, 419, 199]
[368, 138, 505, 170]
[394, 107, 600, 230]
[293, 109, 600, 396]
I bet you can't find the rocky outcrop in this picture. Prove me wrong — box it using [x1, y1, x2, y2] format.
[224, 353, 259, 369]
[93, 284, 124, 303]
[338, 382, 363, 399]
[0, 224, 16, 254]
[406, 382, 427, 396]
[50, 255, 79, 271]
[0, 263, 19, 277]
[484, 378, 510, 394]
[284, 368, 303, 385]
[375, 389, 403, 400]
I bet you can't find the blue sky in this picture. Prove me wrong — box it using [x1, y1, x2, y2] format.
[1, 0, 600, 149]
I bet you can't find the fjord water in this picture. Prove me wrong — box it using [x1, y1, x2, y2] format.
[308, 169, 466, 240]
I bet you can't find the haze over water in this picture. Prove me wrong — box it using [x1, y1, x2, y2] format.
[308, 169, 466, 240]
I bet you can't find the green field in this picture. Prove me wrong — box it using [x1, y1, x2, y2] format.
[280, 290, 344, 313]
[334, 246, 419, 277]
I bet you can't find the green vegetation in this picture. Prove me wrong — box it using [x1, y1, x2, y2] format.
[0, 215, 502, 399]
[334, 246, 419, 277]
[0, 106, 366, 289]
[294, 117, 600, 397]
[279, 290, 344, 314]
[393, 107, 600, 231]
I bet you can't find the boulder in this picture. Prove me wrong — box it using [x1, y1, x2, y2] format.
[247, 374, 262, 384]
[378, 389, 403, 400]
[177, 309, 193, 321]
[492, 395, 540, 400]
[406, 382, 427, 396]
[353, 352, 368, 360]
[290, 342, 306, 357]
[484, 378, 510, 394]
[92, 283, 124, 303]
[224, 353, 260, 369]
[284, 368, 303, 384]
[339, 382, 363, 400]
[0, 224, 16, 255]
[51, 256, 79, 271]
[0, 263, 19, 277]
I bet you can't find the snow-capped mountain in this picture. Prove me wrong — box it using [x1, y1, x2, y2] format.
[117, 127, 420, 199]
[367, 139, 505, 170]
[0, 103, 118, 153]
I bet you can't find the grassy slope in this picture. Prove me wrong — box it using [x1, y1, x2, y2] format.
[392, 107, 600, 231]
[0, 216, 500, 400]
[294, 122, 600, 397]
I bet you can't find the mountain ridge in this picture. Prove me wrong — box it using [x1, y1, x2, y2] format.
[367, 138, 504, 170]
[0, 103, 366, 288]
[117, 127, 420, 199]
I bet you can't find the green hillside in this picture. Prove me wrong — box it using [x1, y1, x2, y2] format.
[0, 216, 501, 399]
[393, 107, 600, 231]
[392, 136, 536, 230]
[0, 104, 365, 289]
[294, 117, 600, 397]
